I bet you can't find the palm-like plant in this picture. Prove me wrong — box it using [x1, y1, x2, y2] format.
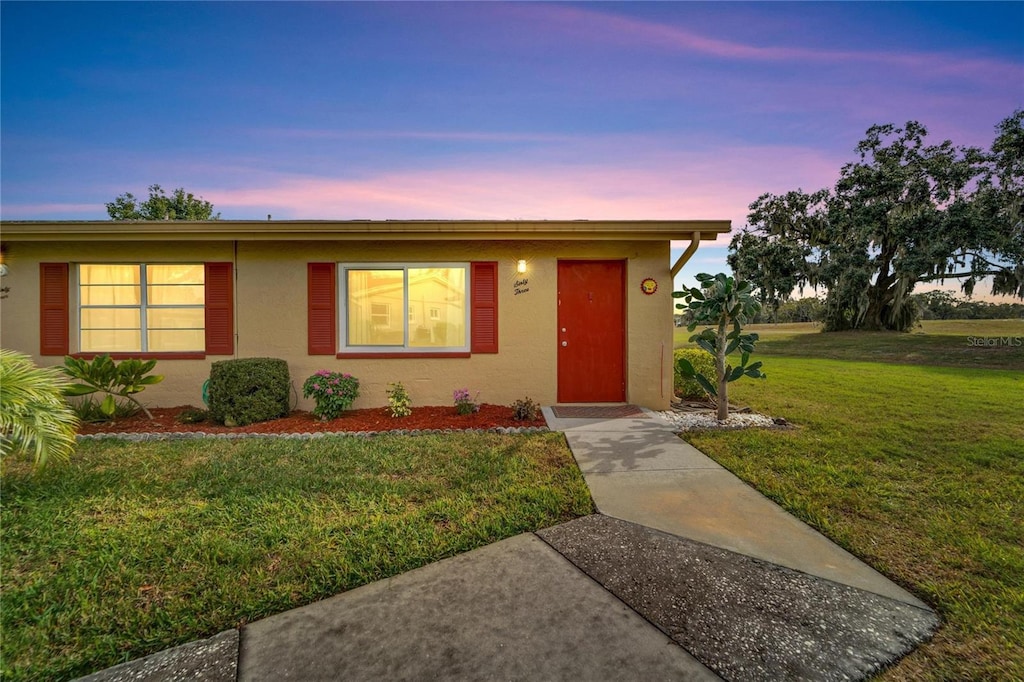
[1, 349, 79, 470]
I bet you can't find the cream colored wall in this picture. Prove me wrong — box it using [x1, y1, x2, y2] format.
[0, 242, 235, 407]
[625, 248, 676, 409]
[235, 240, 559, 410]
[0, 238, 675, 411]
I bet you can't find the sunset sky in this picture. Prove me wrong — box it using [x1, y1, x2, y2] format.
[2, 2, 1022, 290]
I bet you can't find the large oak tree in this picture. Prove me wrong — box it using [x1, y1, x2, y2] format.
[729, 112, 1023, 331]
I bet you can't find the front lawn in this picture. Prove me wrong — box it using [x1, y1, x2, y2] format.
[674, 318, 1024, 370]
[1, 432, 593, 681]
[685, 358, 1023, 680]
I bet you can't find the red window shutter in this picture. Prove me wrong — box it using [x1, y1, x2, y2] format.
[471, 261, 498, 353]
[308, 263, 337, 355]
[39, 263, 69, 356]
[204, 262, 234, 355]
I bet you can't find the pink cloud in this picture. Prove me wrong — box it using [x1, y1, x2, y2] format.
[0, 129, 848, 231]
[517, 4, 1022, 87]
[204, 140, 841, 246]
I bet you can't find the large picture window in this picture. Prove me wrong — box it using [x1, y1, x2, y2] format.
[78, 264, 205, 352]
[343, 264, 468, 351]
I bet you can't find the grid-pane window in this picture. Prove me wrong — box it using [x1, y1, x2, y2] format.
[79, 264, 205, 352]
[343, 264, 468, 351]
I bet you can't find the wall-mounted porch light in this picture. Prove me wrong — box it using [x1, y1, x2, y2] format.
[516, 259, 527, 274]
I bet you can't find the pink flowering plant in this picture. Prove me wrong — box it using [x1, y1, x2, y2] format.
[453, 388, 480, 415]
[302, 370, 360, 420]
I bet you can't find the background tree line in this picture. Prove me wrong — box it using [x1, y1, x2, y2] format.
[728, 111, 1023, 332]
[675, 292, 1024, 327]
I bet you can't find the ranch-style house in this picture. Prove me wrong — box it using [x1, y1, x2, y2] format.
[0, 219, 729, 410]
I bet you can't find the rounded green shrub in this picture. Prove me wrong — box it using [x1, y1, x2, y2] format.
[207, 358, 290, 426]
[673, 348, 716, 399]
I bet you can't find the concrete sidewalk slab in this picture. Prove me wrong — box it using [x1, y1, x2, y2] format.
[75, 629, 237, 682]
[565, 430, 723, 473]
[238, 533, 718, 681]
[547, 409, 928, 609]
[540, 516, 939, 682]
[543, 407, 669, 435]
[583, 465, 926, 608]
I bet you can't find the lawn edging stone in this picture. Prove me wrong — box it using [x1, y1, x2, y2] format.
[76, 426, 551, 442]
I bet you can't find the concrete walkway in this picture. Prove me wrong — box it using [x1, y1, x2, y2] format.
[545, 407, 927, 607]
[78, 408, 938, 682]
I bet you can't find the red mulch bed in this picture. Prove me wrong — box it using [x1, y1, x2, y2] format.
[76, 404, 547, 435]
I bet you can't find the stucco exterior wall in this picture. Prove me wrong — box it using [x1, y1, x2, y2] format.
[0, 238, 675, 410]
[0, 241, 235, 408]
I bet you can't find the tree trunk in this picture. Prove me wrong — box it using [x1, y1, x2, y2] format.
[861, 256, 898, 330]
[860, 279, 895, 330]
[716, 318, 729, 421]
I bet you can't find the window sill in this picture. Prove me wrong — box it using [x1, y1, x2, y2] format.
[71, 352, 206, 360]
[337, 352, 471, 359]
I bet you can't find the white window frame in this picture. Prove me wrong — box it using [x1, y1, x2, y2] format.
[77, 263, 205, 353]
[340, 262, 471, 354]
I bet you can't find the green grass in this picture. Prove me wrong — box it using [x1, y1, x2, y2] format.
[1, 433, 593, 681]
[683, 357, 1024, 680]
[674, 318, 1024, 369]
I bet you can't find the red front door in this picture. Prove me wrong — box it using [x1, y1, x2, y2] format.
[557, 260, 626, 403]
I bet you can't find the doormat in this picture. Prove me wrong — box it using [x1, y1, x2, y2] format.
[551, 405, 648, 419]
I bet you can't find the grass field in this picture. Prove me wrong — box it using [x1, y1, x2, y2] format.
[675, 318, 1024, 370]
[679, 319, 1024, 680]
[0, 433, 592, 681]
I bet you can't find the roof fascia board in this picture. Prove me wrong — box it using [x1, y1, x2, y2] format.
[0, 220, 730, 243]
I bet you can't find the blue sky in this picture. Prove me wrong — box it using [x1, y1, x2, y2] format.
[2, 1, 1022, 291]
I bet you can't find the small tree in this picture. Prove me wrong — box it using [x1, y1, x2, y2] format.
[673, 273, 766, 420]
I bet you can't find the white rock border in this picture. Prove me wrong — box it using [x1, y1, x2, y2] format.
[656, 410, 780, 431]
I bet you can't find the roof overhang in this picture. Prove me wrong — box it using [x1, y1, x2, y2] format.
[0, 219, 730, 243]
